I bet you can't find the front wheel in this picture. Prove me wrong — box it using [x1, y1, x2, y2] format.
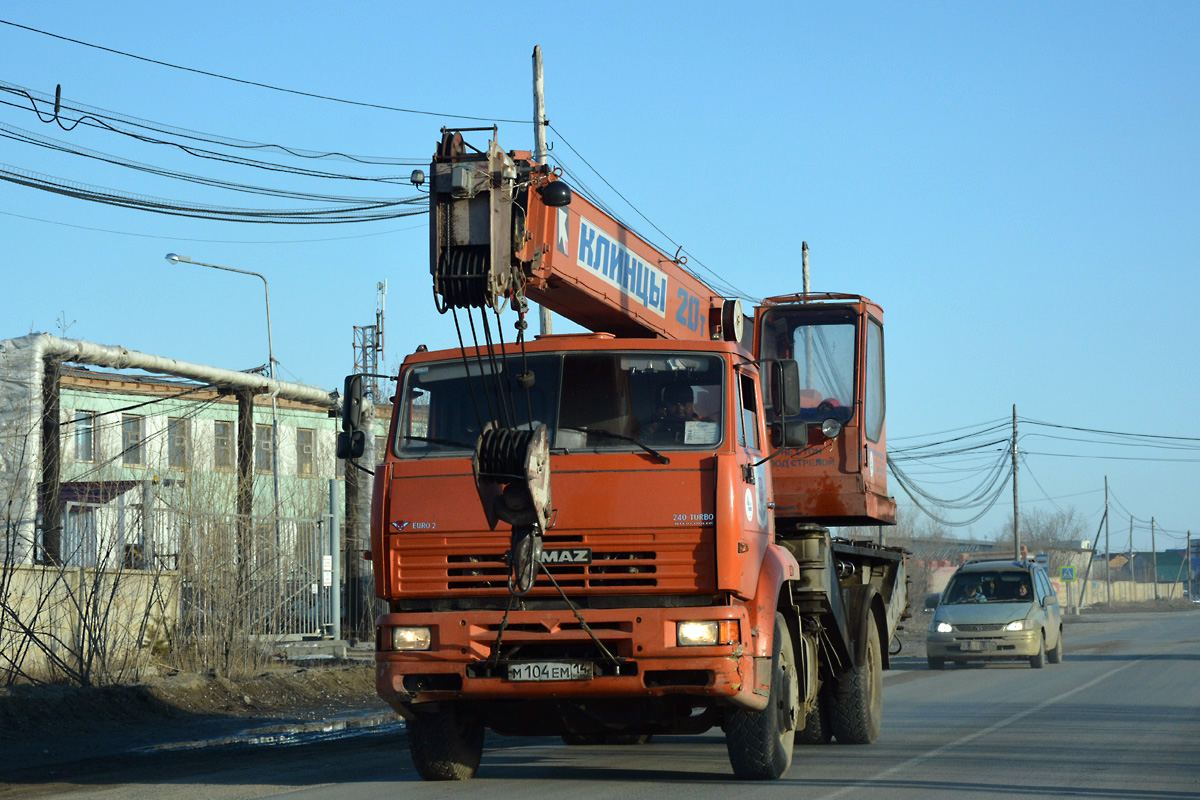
[725, 613, 798, 779]
[1029, 636, 1046, 669]
[927, 656, 945, 671]
[408, 704, 484, 781]
[829, 612, 883, 744]
[1047, 628, 1064, 664]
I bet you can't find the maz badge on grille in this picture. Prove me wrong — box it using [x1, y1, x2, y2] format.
[542, 548, 593, 564]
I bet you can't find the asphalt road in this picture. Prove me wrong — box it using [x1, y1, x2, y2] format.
[6, 611, 1199, 799]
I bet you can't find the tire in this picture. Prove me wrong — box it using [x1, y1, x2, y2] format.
[408, 705, 485, 781]
[927, 657, 945, 671]
[725, 613, 798, 779]
[1047, 628, 1063, 664]
[1029, 636, 1046, 669]
[829, 611, 883, 744]
[795, 684, 832, 745]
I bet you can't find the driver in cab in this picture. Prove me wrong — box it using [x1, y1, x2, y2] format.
[643, 382, 708, 443]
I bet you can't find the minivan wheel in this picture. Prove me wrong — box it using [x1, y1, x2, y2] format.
[1047, 628, 1063, 664]
[1029, 636, 1046, 669]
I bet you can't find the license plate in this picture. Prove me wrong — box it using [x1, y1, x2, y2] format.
[507, 662, 593, 682]
[960, 641, 995, 652]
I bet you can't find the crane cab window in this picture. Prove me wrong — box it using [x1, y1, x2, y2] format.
[759, 307, 857, 426]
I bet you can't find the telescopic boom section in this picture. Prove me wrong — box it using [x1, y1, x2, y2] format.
[430, 128, 744, 344]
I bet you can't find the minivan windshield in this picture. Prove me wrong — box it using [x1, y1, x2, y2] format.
[943, 571, 1033, 604]
[394, 352, 724, 458]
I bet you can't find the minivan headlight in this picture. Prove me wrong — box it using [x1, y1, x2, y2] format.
[936, 622, 953, 633]
[1005, 620, 1028, 631]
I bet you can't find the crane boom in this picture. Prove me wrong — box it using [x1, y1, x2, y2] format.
[429, 128, 743, 343]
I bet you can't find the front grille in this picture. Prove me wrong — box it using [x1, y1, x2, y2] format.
[392, 528, 715, 597]
[955, 623, 1006, 632]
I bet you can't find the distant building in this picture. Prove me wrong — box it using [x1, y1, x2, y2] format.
[0, 334, 387, 568]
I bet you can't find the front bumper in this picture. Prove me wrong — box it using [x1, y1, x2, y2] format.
[374, 605, 767, 717]
[926, 628, 1041, 660]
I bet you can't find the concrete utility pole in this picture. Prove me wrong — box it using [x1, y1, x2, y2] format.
[1105, 476, 1112, 608]
[1151, 517, 1159, 601]
[1188, 531, 1193, 601]
[1012, 405, 1021, 559]
[533, 45, 552, 338]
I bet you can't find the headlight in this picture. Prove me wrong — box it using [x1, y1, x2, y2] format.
[390, 626, 432, 650]
[821, 418, 843, 439]
[1005, 620, 1028, 632]
[936, 621, 953, 634]
[676, 620, 739, 646]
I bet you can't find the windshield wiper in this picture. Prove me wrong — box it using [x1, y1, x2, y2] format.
[559, 426, 670, 465]
[402, 434, 475, 449]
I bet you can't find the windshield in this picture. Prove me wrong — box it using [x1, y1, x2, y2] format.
[759, 308, 856, 424]
[395, 352, 724, 457]
[942, 571, 1033, 604]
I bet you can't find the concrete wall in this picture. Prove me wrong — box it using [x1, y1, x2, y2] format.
[1, 564, 179, 682]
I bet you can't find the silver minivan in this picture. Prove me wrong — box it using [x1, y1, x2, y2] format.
[926, 558, 1063, 669]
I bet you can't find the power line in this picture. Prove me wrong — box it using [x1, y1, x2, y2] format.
[0, 19, 529, 124]
[0, 209, 426, 244]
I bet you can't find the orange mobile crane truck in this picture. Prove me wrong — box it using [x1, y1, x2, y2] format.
[337, 129, 908, 781]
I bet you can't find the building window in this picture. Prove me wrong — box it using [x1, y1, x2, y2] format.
[255, 423, 274, 474]
[168, 417, 190, 471]
[214, 420, 234, 471]
[296, 428, 314, 476]
[122, 415, 145, 466]
[74, 411, 95, 463]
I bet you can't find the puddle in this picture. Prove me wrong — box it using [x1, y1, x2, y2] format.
[137, 711, 404, 754]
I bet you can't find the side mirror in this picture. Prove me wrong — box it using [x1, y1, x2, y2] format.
[771, 420, 809, 449]
[336, 430, 365, 460]
[1044, 594, 1058, 606]
[924, 593, 941, 611]
[771, 359, 802, 417]
[336, 375, 366, 460]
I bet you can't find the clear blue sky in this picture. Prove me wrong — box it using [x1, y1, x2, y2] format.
[2, 2, 1197, 552]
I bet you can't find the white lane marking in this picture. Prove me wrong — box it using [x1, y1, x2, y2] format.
[814, 658, 1142, 800]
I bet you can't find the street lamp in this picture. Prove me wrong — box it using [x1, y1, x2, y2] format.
[164, 253, 283, 535]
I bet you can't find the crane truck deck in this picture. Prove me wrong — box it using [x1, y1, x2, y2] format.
[338, 129, 908, 781]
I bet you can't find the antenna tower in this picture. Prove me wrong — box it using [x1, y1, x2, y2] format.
[353, 280, 387, 400]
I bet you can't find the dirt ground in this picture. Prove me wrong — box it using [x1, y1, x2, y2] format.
[0, 662, 384, 781]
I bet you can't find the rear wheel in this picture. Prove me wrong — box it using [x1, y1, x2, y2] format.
[408, 704, 484, 781]
[829, 612, 883, 744]
[726, 613, 797, 779]
[1029, 636, 1046, 669]
[796, 684, 832, 744]
[1047, 628, 1064, 664]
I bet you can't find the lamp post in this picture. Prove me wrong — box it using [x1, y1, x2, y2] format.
[164, 253, 282, 540]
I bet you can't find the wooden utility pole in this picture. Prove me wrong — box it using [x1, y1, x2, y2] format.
[39, 356, 62, 564]
[1012, 405, 1021, 559]
[1105, 476, 1112, 608]
[1151, 517, 1159, 601]
[1188, 531, 1193, 601]
[236, 390, 254, 595]
[533, 45, 552, 337]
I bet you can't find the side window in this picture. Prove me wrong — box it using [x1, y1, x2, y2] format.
[74, 411, 96, 463]
[864, 317, 885, 442]
[214, 421, 234, 471]
[738, 372, 759, 451]
[122, 414, 145, 466]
